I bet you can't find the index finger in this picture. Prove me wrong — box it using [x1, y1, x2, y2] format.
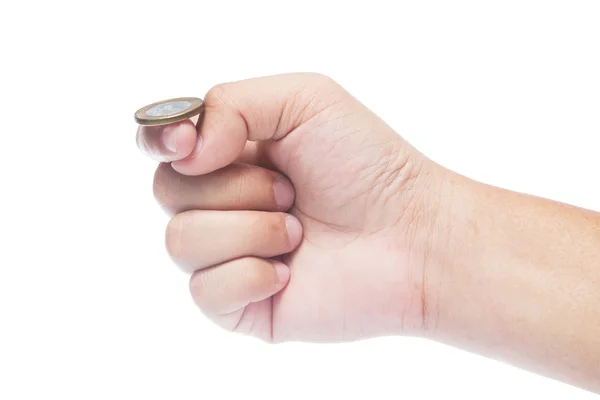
[135, 119, 199, 163]
[167, 73, 344, 176]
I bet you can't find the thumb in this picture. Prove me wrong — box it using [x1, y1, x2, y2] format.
[170, 73, 347, 176]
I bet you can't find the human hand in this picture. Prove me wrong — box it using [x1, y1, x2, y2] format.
[135, 72, 600, 393]
[136, 73, 450, 343]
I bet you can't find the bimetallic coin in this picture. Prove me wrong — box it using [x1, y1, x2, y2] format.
[134, 97, 204, 126]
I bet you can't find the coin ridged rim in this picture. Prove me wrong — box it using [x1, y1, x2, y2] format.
[134, 97, 205, 126]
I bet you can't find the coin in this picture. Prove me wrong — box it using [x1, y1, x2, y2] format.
[134, 97, 204, 126]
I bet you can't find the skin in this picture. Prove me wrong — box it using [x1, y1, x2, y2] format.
[136, 73, 600, 394]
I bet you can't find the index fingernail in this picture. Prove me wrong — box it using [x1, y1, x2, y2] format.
[162, 124, 179, 153]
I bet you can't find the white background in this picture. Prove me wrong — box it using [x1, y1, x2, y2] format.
[1, 1, 599, 398]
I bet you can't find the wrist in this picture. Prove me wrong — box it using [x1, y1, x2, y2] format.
[419, 168, 483, 339]
[383, 157, 471, 337]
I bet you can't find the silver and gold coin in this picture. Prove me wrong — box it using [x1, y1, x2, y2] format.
[134, 97, 204, 126]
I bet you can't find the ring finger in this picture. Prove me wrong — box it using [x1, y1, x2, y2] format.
[165, 210, 303, 273]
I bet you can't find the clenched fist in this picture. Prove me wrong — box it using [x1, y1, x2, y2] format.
[136, 73, 447, 343]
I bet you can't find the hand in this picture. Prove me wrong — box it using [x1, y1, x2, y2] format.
[136, 73, 448, 343]
[136, 73, 600, 393]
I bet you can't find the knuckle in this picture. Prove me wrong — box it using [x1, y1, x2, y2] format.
[245, 163, 273, 184]
[205, 83, 232, 107]
[153, 163, 179, 212]
[244, 167, 278, 199]
[266, 213, 286, 238]
[189, 270, 219, 313]
[305, 73, 343, 97]
[231, 167, 274, 203]
[223, 168, 248, 207]
[165, 213, 189, 262]
[242, 259, 273, 290]
[249, 213, 286, 243]
[290, 74, 346, 121]
[303, 72, 337, 87]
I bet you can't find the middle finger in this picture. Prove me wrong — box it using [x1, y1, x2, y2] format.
[153, 162, 295, 215]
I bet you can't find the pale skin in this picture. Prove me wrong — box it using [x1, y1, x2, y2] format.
[136, 73, 600, 394]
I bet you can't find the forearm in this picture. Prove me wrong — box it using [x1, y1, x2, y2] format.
[426, 171, 600, 393]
